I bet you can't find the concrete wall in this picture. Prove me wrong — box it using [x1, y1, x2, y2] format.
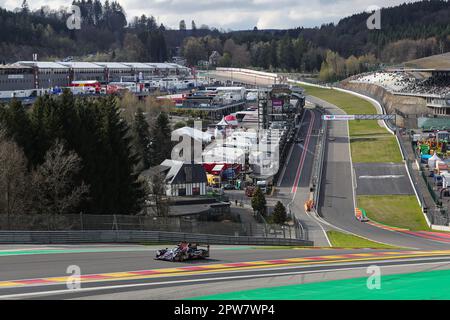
[341, 81, 428, 127]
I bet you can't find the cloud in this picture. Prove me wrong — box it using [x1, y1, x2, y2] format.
[0, 0, 421, 30]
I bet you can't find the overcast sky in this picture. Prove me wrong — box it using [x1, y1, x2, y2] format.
[1, 0, 420, 30]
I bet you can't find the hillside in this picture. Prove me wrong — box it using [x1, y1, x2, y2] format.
[404, 52, 450, 69]
[0, 0, 448, 70]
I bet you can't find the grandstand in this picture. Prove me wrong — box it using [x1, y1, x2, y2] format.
[0, 61, 192, 92]
[350, 68, 450, 115]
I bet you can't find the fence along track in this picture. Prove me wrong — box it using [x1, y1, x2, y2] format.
[0, 230, 313, 246]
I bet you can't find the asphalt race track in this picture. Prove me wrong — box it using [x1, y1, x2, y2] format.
[2, 245, 450, 299]
[354, 163, 414, 195]
[310, 94, 450, 250]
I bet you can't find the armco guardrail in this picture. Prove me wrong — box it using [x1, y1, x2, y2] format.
[0, 230, 313, 246]
[214, 68, 280, 83]
[311, 106, 327, 210]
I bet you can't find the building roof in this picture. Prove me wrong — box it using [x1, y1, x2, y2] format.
[14, 60, 192, 72]
[418, 117, 450, 130]
[16, 61, 69, 69]
[202, 147, 245, 164]
[172, 127, 213, 143]
[0, 64, 32, 70]
[146, 63, 174, 69]
[94, 62, 132, 70]
[160, 159, 207, 185]
[140, 165, 171, 179]
[58, 61, 104, 69]
[121, 62, 156, 69]
[166, 63, 190, 70]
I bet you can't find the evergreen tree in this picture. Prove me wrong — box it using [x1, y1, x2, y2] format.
[92, 96, 145, 214]
[0, 99, 34, 163]
[179, 19, 186, 31]
[149, 112, 172, 166]
[21, 0, 29, 14]
[133, 108, 151, 171]
[272, 201, 287, 224]
[251, 187, 267, 217]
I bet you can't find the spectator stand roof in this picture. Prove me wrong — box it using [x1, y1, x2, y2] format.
[146, 63, 175, 69]
[17, 61, 69, 69]
[121, 62, 156, 70]
[418, 117, 450, 130]
[94, 62, 132, 70]
[58, 61, 104, 69]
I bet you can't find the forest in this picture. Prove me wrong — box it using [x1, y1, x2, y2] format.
[0, 91, 174, 218]
[0, 1, 449, 79]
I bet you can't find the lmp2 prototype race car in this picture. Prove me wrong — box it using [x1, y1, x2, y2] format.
[155, 242, 210, 262]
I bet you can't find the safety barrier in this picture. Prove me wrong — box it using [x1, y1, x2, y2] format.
[214, 68, 280, 83]
[311, 106, 328, 211]
[0, 230, 313, 246]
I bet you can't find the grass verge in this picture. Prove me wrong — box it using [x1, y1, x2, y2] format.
[300, 84, 401, 162]
[326, 231, 398, 249]
[350, 135, 403, 163]
[357, 195, 429, 231]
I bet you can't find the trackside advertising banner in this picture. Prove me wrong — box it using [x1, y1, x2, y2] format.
[322, 115, 356, 121]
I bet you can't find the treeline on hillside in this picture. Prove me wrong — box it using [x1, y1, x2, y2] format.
[0, 0, 449, 71]
[180, 1, 449, 79]
[224, 1, 450, 64]
[0, 0, 168, 62]
[0, 91, 174, 219]
[182, 35, 379, 81]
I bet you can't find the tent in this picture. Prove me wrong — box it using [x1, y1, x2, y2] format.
[428, 153, 441, 169]
[172, 126, 212, 144]
[224, 114, 238, 126]
[216, 118, 230, 127]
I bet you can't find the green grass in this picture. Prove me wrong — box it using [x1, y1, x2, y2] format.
[326, 231, 398, 249]
[357, 195, 429, 231]
[193, 268, 450, 300]
[301, 84, 376, 114]
[349, 120, 389, 137]
[301, 84, 386, 136]
[350, 135, 403, 163]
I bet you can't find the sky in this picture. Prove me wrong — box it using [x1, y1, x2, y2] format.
[1, 0, 421, 30]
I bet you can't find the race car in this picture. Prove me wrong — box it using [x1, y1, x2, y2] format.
[155, 242, 210, 262]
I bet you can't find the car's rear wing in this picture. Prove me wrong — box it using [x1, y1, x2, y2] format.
[191, 243, 210, 251]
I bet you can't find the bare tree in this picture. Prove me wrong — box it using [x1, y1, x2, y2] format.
[0, 131, 30, 229]
[31, 141, 89, 223]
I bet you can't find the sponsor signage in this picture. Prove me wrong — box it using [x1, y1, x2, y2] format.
[322, 114, 396, 121]
[272, 99, 283, 111]
[322, 115, 355, 121]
